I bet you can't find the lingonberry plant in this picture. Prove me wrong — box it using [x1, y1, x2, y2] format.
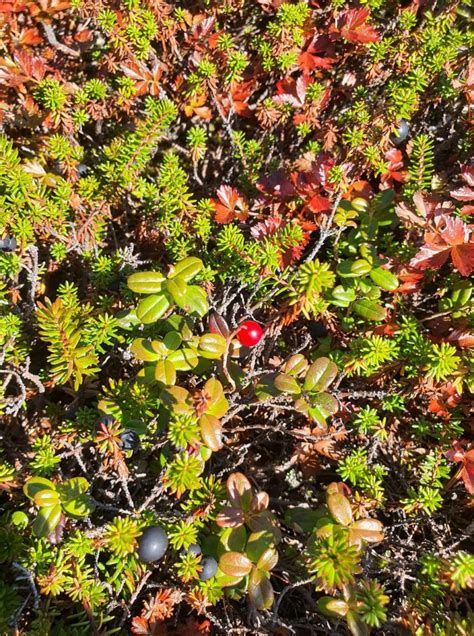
[0, 0, 472, 634]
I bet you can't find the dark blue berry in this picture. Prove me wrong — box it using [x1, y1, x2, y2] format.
[187, 543, 201, 556]
[120, 429, 140, 451]
[99, 415, 115, 427]
[199, 556, 218, 581]
[137, 526, 168, 563]
[0, 237, 17, 252]
[394, 120, 409, 145]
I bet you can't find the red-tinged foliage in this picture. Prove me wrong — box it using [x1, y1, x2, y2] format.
[273, 75, 309, 108]
[298, 34, 336, 74]
[450, 165, 474, 201]
[445, 442, 474, 495]
[217, 79, 254, 118]
[122, 61, 164, 96]
[212, 185, 249, 224]
[410, 214, 474, 277]
[447, 329, 474, 349]
[336, 8, 380, 44]
[381, 148, 406, 186]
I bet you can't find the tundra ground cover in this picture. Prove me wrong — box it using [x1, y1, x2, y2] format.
[0, 1, 473, 634]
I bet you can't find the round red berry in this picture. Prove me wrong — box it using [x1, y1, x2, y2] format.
[236, 320, 263, 347]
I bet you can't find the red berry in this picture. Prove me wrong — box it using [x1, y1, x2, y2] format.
[236, 320, 263, 347]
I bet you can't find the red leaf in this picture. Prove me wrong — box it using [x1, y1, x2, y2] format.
[274, 75, 309, 108]
[298, 35, 336, 73]
[410, 215, 474, 277]
[212, 186, 248, 224]
[450, 186, 474, 201]
[337, 8, 380, 44]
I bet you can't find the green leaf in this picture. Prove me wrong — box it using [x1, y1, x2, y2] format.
[23, 477, 56, 500]
[316, 597, 349, 618]
[246, 531, 274, 563]
[303, 357, 337, 392]
[217, 526, 248, 557]
[168, 257, 203, 282]
[182, 285, 208, 316]
[199, 414, 223, 452]
[282, 354, 308, 376]
[34, 490, 60, 507]
[331, 285, 356, 307]
[62, 494, 95, 519]
[130, 338, 163, 362]
[274, 373, 301, 395]
[198, 333, 228, 359]
[166, 276, 188, 305]
[57, 477, 89, 502]
[163, 331, 182, 351]
[369, 267, 399, 291]
[327, 493, 353, 526]
[353, 298, 387, 321]
[167, 347, 199, 371]
[249, 569, 274, 609]
[154, 359, 176, 386]
[309, 392, 338, 424]
[32, 504, 62, 537]
[160, 386, 192, 414]
[136, 294, 171, 324]
[127, 271, 165, 294]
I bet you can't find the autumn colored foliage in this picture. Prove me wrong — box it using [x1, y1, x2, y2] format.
[0, 1, 473, 635]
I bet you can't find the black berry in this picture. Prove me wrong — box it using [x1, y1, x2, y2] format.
[199, 556, 218, 581]
[137, 526, 168, 563]
[309, 321, 328, 339]
[120, 429, 140, 451]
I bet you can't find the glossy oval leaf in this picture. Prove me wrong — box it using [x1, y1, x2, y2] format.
[327, 493, 353, 526]
[166, 276, 188, 305]
[168, 257, 203, 282]
[303, 357, 337, 392]
[353, 298, 387, 322]
[127, 271, 165, 294]
[182, 285, 208, 317]
[62, 494, 95, 519]
[249, 569, 274, 609]
[198, 333, 228, 359]
[200, 414, 223, 452]
[32, 504, 62, 537]
[316, 597, 349, 618]
[130, 338, 162, 362]
[219, 551, 253, 578]
[256, 547, 278, 573]
[274, 373, 301, 395]
[154, 359, 176, 386]
[167, 348, 199, 371]
[282, 354, 308, 376]
[163, 331, 182, 352]
[136, 294, 171, 324]
[226, 472, 253, 509]
[34, 490, 60, 507]
[24, 476, 56, 500]
[348, 518, 384, 547]
[208, 311, 230, 338]
[369, 267, 399, 291]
